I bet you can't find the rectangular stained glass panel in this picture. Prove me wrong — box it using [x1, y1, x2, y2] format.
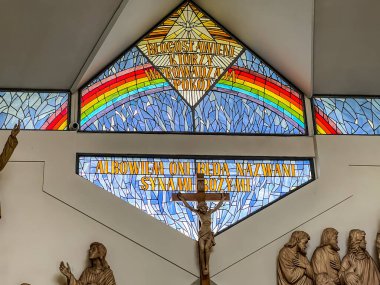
[0, 90, 69, 130]
[313, 96, 380, 135]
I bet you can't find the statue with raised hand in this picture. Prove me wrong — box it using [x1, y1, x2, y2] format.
[0, 121, 20, 171]
[0, 121, 20, 218]
[60, 242, 116, 285]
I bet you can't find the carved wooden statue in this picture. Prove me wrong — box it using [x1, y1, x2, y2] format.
[376, 232, 380, 265]
[0, 122, 20, 218]
[316, 273, 336, 285]
[0, 122, 20, 172]
[172, 173, 229, 285]
[339, 229, 380, 285]
[277, 231, 314, 285]
[60, 242, 116, 285]
[311, 228, 341, 285]
[177, 191, 227, 276]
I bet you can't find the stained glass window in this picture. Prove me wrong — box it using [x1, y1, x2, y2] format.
[80, 48, 192, 132]
[77, 155, 314, 239]
[313, 96, 380, 135]
[79, 1, 306, 135]
[0, 90, 70, 130]
[195, 50, 305, 134]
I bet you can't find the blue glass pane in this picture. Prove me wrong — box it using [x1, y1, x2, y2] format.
[0, 91, 69, 130]
[314, 97, 380, 135]
[82, 91, 193, 132]
[195, 91, 302, 134]
[85, 47, 149, 88]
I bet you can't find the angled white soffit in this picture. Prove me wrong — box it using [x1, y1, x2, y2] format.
[0, 0, 123, 89]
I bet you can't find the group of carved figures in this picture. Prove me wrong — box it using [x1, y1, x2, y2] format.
[278, 228, 380, 285]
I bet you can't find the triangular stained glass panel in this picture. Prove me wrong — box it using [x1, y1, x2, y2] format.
[80, 0, 307, 135]
[137, 1, 243, 106]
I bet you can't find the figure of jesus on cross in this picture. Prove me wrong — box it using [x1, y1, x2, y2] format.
[172, 173, 229, 283]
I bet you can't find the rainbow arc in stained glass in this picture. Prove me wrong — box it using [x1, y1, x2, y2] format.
[313, 96, 380, 135]
[195, 50, 305, 133]
[0, 90, 69, 130]
[81, 48, 192, 132]
[80, 0, 306, 134]
[77, 155, 314, 240]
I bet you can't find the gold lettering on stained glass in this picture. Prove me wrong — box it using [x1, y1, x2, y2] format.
[95, 160, 298, 192]
[222, 69, 236, 82]
[144, 40, 235, 93]
[96, 160, 165, 175]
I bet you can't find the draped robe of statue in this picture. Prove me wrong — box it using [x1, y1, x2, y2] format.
[277, 247, 314, 285]
[312, 246, 341, 284]
[339, 252, 380, 285]
[0, 134, 18, 171]
[67, 267, 116, 285]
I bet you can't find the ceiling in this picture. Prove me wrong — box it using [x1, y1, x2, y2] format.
[0, 0, 379, 97]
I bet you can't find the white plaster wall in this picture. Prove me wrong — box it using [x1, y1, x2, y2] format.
[314, 0, 380, 95]
[0, 161, 196, 285]
[2, 131, 380, 285]
[0, 131, 314, 285]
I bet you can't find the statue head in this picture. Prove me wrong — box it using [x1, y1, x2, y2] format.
[197, 201, 208, 214]
[320, 228, 340, 251]
[285, 231, 310, 255]
[315, 273, 335, 285]
[348, 229, 367, 254]
[89, 242, 110, 269]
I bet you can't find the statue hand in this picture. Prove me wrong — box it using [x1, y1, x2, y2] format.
[221, 193, 228, 200]
[11, 121, 20, 137]
[292, 256, 307, 269]
[330, 260, 340, 271]
[345, 272, 360, 285]
[59, 261, 72, 279]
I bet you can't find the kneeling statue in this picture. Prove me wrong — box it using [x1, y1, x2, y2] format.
[60, 242, 116, 285]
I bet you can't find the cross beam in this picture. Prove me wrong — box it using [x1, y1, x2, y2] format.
[171, 173, 230, 202]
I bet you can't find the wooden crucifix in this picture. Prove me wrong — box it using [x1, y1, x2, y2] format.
[172, 173, 230, 285]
